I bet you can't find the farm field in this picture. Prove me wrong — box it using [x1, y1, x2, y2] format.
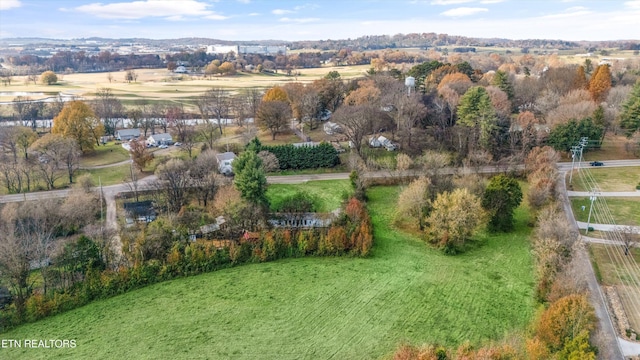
[571, 197, 640, 226]
[0, 65, 370, 104]
[1, 185, 535, 359]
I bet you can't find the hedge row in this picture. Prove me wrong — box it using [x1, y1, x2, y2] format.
[251, 140, 340, 170]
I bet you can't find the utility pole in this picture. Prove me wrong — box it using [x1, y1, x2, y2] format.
[569, 145, 580, 184]
[585, 188, 598, 235]
[577, 137, 588, 171]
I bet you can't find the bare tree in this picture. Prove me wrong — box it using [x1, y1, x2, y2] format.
[190, 151, 222, 207]
[333, 104, 378, 157]
[198, 87, 230, 135]
[618, 226, 639, 256]
[93, 88, 123, 137]
[155, 159, 191, 213]
[256, 100, 292, 140]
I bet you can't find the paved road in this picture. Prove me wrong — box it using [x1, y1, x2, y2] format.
[576, 221, 640, 233]
[557, 170, 626, 360]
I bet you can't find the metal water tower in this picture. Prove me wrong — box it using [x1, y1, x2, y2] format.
[405, 76, 415, 96]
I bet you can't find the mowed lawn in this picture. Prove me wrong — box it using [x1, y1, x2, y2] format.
[571, 166, 640, 192]
[267, 180, 352, 212]
[1, 186, 535, 359]
[571, 197, 640, 226]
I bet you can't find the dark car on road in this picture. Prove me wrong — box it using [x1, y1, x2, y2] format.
[589, 161, 604, 166]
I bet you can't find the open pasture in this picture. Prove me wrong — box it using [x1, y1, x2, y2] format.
[0, 65, 370, 104]
[1, 185, 535, 359]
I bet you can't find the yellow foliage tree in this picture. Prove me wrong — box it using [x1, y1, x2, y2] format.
[425, 188, 484, 253]
[588, 64, 612, 102]
[52, 100, 104, 153]
[40, 71, 58, 85]
[262, 86, 289, 102]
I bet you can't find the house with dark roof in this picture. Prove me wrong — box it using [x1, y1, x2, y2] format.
[116, 128, 141, 141]
[123, 200, 156, 225]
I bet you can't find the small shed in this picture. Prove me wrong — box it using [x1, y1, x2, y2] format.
[215, 152, 236, 175]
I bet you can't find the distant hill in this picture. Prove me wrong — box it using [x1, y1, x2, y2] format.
[1, 33, 638, 51]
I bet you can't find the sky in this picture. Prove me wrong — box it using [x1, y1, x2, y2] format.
[0, 0, 639, 42]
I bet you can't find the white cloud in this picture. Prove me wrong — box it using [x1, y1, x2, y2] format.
[0, 0, 21, 10]
[479, 0, 505, 3]
[431, 0, 473, 5]
[441, 7, 488, 16]
[272, 9, 294, 15]
[625, 0, 640, 9]
[248, 12, 260, 16]
[204, 14, 228, 20]
[541, 6, 592, 19]
[279, 17, 319, 23]
[74, 0, 215, 19]
[237, 0, 251, 3]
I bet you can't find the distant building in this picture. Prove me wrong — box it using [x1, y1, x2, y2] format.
[206, 45, 239, 55]
[174, 65, 188, 73]
[216, 152, 236, 175]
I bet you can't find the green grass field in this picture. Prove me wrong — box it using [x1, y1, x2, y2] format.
[570, 166, 640, 192]
[75, 164, 135, 186]
[79, 142, 130, 167]
[0, 186, 535, 359]
[267, 180, 352, 212]
[571, 197, 640, 226]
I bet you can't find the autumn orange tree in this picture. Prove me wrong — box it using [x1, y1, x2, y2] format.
[256, 86, 292, 140]
[588, 64, 612, 102]
[52, 100, 104, 153]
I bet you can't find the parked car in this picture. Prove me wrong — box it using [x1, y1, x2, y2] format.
[158, 144, 169, 149]
[589, 161, 604, 166]
[174, 142, 182, 146]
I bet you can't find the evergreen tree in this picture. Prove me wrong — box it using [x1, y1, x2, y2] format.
[457, 86, 498, 151]
[234, 150, 269, 207]
[620, 81, 640, 137]
[482, 174, 523, 232]
[491, 70, 514, 100]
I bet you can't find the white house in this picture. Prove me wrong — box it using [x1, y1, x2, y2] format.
[116, 128, 141, 141]
[324, 121, 341, 135]
[215, 152, 236, 175]
[369, 135, 396, 151]
[146, 133, 173, 146]
[174, 65, 188, 74]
